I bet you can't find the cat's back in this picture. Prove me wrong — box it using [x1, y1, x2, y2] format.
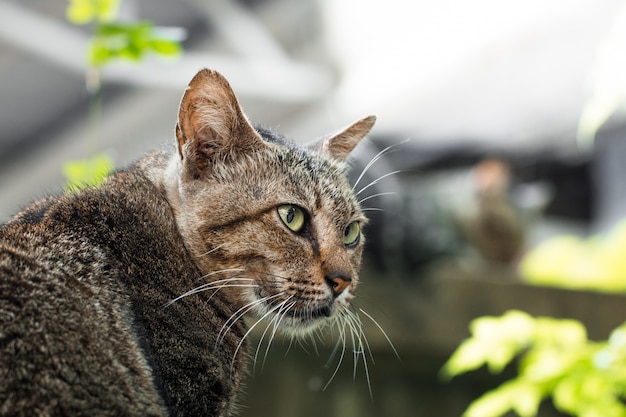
[0, 152, 245, 416]
[0, 161, 172, 417]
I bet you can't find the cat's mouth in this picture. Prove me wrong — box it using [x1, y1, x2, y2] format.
[254, 293, 335, 329]
[283, 304, 332, 321]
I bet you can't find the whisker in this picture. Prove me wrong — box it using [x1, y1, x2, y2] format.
[252, 314, 274, 376]
[297, 337, 313, 355]
[196, 243, 226, 258]
[325, 318, 344, 368]
[308, 331, 320, 357]
[356, 170, 404, 196]
[344, 313, 360, 380]
[262, 301, 296, 369]
[191, 268, 246, 285]
[162, 277, 255, 309]
[252, 299, 294, 373]
[284, 333, 296, 357]
[352, 139, 410, 191]
[359, 307, 401, 361]
[358, 192, 395, 205]
[323, 317, 347, 391]
[253, 270, 291, 281]
[351, 310, 376, 367]
[217, 293, 284, 348]
[231, 295, 295, 373]
[345, 311, 373, 400]
[360, 207, 385, 213]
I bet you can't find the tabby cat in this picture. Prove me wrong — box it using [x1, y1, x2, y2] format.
[0, 69, 375, 416]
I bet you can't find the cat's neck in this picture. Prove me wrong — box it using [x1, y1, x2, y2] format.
[139, 151, 215, 273]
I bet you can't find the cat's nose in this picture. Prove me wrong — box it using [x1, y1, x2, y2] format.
[325, 274, 351, 297]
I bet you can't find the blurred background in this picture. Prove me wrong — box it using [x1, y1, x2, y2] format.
[4, 0, 626, 416]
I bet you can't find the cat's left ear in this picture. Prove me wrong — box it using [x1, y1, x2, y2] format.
[307, 115, 376, 162]
[175, 69, 265, 175]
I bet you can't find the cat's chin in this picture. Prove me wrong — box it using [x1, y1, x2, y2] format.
[279, 304, 333, 333]
[247, 292, 341, 334]
[279, 315, 332, 334]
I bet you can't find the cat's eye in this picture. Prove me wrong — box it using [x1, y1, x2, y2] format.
[278, 205, 306, 233]
[343, 222, 361, 247]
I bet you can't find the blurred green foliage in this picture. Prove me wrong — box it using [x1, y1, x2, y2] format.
[442, 310, 626, 417]
[520, 222, 626, 293]
[67, 0, 181, 68]
[61, 0, 183, 191]
[66, 0, 120, 23]
[63, 153, 114, 192]
[88, 21, 181, 67]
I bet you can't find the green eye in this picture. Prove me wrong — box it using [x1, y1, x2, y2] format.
[343, 222, 361, 247]
[278, 205, 306, 233]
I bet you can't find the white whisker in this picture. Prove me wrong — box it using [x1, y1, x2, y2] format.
[352, 139, 409, 191]
[262, 301, 296, 369]
[217, 293, 284, 348]
[356, 170, 403, 196]
[323, 317, 347, 391]
[359, 307, 400, 361]
[194, 268, 245, 284]
[162, 275, 254, 309]
[358, 192, 395, 205]
[346, 309, 374, 365]
[360, 207, 385, 212]
[345, 314, 360, 380]
[252, 299, 294, 373]
[325, 319, 344, 368]
[231, 295, 295, 373]
[345, 310, 373, 400]
[196, 243, 226, 258]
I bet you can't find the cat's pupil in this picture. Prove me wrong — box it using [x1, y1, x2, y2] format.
[287, 207, 295, 223]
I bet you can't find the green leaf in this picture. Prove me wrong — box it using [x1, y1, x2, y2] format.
[442, 311, 537, 378]
[87, 21, 182, 67]
[66, 0, 121, 24]
[464, 381, 542, 417]
[534, 318, 588, 347]
[149, 39, 182, 57]
[63, 153, 114, 192]
[471, 310, 535, 344]
[441, 339, 491, 378]
[464, 388, 513, 417]
[521, 347, 580, 383]
[445, 312, 626, 417]
[88, 39, 113, 67]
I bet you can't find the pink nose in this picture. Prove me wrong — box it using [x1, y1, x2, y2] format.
[326, 275, 351, 296]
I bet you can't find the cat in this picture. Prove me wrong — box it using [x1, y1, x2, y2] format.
[0, 68, 376, 416]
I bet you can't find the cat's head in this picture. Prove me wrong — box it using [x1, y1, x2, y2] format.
[166, 69, 375, 334]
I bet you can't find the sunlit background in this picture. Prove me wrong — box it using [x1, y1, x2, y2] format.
[4, 0, 626, 416]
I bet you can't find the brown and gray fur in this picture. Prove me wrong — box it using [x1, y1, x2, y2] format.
[0, 69, 376, 416]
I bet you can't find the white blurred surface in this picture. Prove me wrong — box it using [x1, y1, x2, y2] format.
[1, 0, 625, 221]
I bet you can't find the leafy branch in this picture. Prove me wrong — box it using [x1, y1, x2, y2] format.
[62, 0, 182, 190]
[442, 310, 626, 417]
[67, 0, 181, 69]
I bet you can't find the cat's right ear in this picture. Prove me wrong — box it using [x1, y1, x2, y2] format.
[308, 115, 376, 162]
[175, 69, 265, 176]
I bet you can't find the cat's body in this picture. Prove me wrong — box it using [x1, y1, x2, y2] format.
[1, 152, 244, 416]
[0, 69, 375, 416]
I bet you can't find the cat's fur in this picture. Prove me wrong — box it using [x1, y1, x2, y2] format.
[0, 69, 375, 416]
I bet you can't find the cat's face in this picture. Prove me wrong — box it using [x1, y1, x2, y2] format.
[167, 69, 375, 333]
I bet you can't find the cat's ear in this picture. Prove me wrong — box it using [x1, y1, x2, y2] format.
[308, 115, 376, 162]
[175, 69, 264, 174]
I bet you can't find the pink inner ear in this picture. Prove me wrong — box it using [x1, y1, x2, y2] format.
[196, 127, 220, 160]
